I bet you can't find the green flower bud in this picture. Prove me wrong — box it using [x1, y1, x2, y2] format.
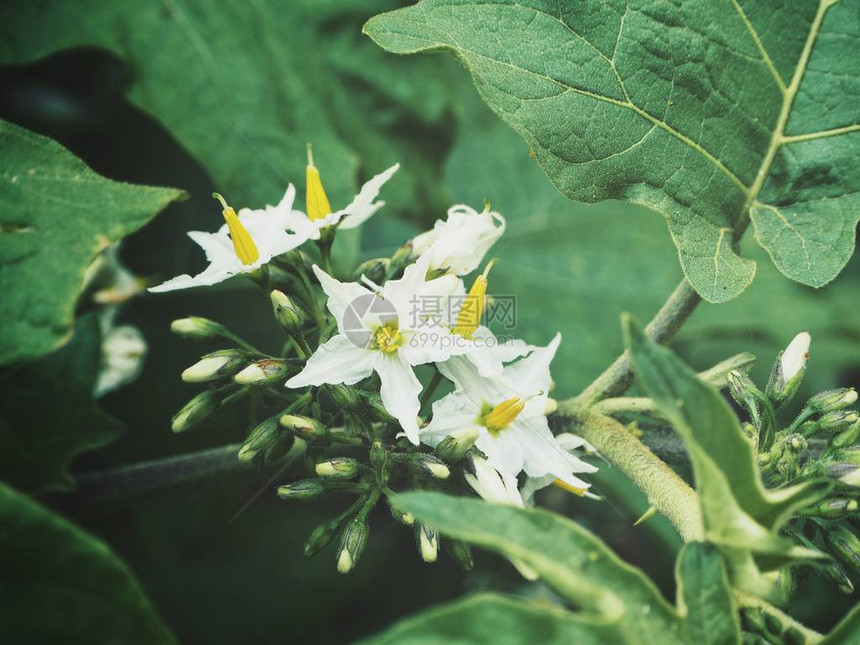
[824, 525, 860, 573]
[278, 478, 326, 502]
[363, 394, 396, 424]
[337, 517, 369, 573]
[403, 453, 450, 480]
[315, 457, 361, 479]
[803, 498, 859, 519]
[833, 420, 860, 449]
[766, 332, 810, 408]
[234, 358, 296, 385]
[820, 410, 860, 436]
[353, 258, 390, 285]
[435, 427, 480, 462]
[239, 416, 293, 463]
[727, 370, 760, 408]
[171, 389, 221, 433]
[389, 242, 413, 276]
[808, 388, 858, 414]
[270, 290, 304, 333]
[304, 520, 339, 557]
[389, 503, 415, 526]
[170, 316, 223, 340]
[448, 539, 474, 571]
[417, 523, 438, 563]
[326, 384, 363, 411]
[181, 349, 246, 383]
[820, 559, 854, 594]
[280, 414, 325, 440]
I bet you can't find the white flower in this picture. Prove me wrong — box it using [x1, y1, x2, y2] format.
[149, 189, 301, 293]
[280, 147, 399, 243]
[96, 324, 147, 397]
[411, 204, 505, 275]
[286, 254, 474, 443]
[521, 433, 600, 503]
[781, 332, 811, 381]
[421, 334, 596, 489]
[464, 454, 537, 580]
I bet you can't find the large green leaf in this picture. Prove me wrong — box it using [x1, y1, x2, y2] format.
[624, 316, 832, 595]
[0, 0, 457, 217]
[0, 483, 175, 644]
[0, 314, 121, 492]
[0, 120, 182, 365]
[379, 492, 740, 645]
[366, 0, 860, 303]
[442, 98, 860, 398]
[360, 593, 616, 644]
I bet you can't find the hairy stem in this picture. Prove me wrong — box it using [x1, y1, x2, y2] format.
[734, 590, 823, 644]
[574, 279, 701, 405]
[555, 408, 703, 542]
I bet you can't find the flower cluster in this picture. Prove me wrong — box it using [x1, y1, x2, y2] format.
[154, 150, 596, 573]
[726, 333, 860, 593]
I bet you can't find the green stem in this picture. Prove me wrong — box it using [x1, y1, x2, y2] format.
[555, 408, 703, 542]
[420, 369, 443, 416]
[733, 589, 823, 644]
[592, 397, 661, 417]
[574, 279, 700, 406]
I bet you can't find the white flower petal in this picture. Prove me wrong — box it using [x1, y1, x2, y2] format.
[420, 392, 481, 447]
[502, 333, 561, 397]
[311, 265, 376, 334]
[187, 230, 236, 265]
[378, 352, 423, 444]
[148, 264, 235, 293]
[286, 334, 378, 389]
[337, 164, 400, 229]
[476, 431, 526, 482]
[412, 204, 506, 275]
[438, 356, 513, 408]
[781, 331, 811, 380]
[464, 455, 524, 507]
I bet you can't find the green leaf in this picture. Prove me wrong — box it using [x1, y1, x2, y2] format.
[0, 0, 457, 218]
[0, 314, 120, 492]
[0, 120, 183, 365]
[0, 483, 176, 644]
[624, 315, 832, 595]
[822, 602, 860, 645]
[360, 592, 617, 645]
[443, 97, 860, 398]
[366, 0, 860, 302]
[386, 492, 741, 644]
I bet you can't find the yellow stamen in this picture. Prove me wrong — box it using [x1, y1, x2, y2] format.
[483, 396, 525, 435]
[375, 324, 402, 354]
[213, 193, 259, 265]
[306, 143, 332, 221]
[552, 479, 588, 496]
[453, 259, 496, 339]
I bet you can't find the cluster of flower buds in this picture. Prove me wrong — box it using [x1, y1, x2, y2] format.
[727, 333, 860, 593]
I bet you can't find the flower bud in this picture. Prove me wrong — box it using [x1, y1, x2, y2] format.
[363, 394, 396, 424]
[304, 520, 339, 556]
[235, 358, 296, 385]
[181, 349, 246, 383]
[820, 560, 854, 594]
[698, 352, 757, 389]
[417, 524, 438, 563]
[389, 503, 415, 526]
[403, 453, 450, 479]
[802, 498, 859, 519]
[389, 242, 413, 275]
[833, 420, 860, 449]
[767, 332, 810, 407]
[448, 539, 474, 571]
[278, 478, 326, 501]
[280, 414, 325, 440]
[824, 526, 860, 573]
[435, 427, 480, 462]
[170, 316, 223, 340]
[326, 384, 363, 411]
[171, 389, 221, 433]
[353, 258, 390, 285]
[239, 416, 293, 463]
[315, 457, 361, 479]
[803, 410, 860, 437]
[270, 290, 304, 333]
[337, 517, 369, 573]
[808, 388, 858, 414]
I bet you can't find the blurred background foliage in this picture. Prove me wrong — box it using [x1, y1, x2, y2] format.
[0, 1, 857, 642]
